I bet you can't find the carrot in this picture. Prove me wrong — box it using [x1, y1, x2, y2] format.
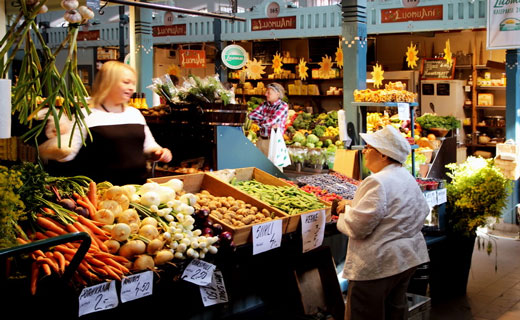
[91, 266, 109, 276]
[65, 223, 80, 234]
[77, 215, 108, 238]
[44, 230, 60, 238]
[104, 266, 122, 281]
[36, 217, 67, 235]
[95, 252, 129, 264]
[41, 263, 52, 276]
[16, 238, 29, 245]
[76, 199, 96, 218]
[87, 181, 97, 209]
[34, 232, 48, 240]
[72, 222, 98, 248]
[42, 207, 55, 215]
[37, 256, 60, 274]
[99, 257, 130, 274]
[88, 257, 107, 268]
[54, 251, 66, 273]
[30, 262, 39, 295]
[72, 192, 82, 201]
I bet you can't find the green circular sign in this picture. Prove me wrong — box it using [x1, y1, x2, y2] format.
[221, 44, 248, 69]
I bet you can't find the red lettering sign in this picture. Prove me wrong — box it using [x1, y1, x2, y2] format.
[251, 16, 297, 31]
[179, 50, 206, 68]
[381, 5, 443, 23]
[152, 24, 187, 37]
[77, 30, 100, 41]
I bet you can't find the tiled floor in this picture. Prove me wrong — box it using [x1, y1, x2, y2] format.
[430, 229, 520, 320]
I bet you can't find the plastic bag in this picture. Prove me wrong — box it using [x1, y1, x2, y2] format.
[268, 128, 291, 168]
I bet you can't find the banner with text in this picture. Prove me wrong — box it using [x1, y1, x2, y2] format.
[487, 0, 520, 49]
[382, 5, 443, 23]
[179, 50, 206, 68]
[252, 16, 296, 31]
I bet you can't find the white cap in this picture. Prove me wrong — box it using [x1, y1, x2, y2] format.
[359, 125, 411, 164]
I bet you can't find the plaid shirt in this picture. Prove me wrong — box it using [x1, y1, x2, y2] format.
[248, 99, 289, 138]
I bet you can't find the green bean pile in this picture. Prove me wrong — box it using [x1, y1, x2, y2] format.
[232, 179, 327, 215]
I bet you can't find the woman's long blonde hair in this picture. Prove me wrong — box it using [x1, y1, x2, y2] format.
[91, 61, 136, 107]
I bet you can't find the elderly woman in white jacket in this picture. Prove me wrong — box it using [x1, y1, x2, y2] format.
[337, 125, 430, 320]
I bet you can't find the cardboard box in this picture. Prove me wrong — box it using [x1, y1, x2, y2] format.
[214, 167, 331, 233]
[332, 150, 360, 180]
[149, 173, 289, 245]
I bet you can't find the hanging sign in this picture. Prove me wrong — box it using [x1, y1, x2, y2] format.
[381, 5, 443, 23]
[301, 210, 326, 253]
[487, 0, 520, 49]
[200, 270, 229, 307]
[179, 50, 206, 68]
[252, 219, 283, 255]
[267, 2, 281, 18]
[120, 271, 154, 303]
[77, 30, 100, 41]
[252, 16, 297, 31]
[437, 188, 447, 205]
[78, 281, 118, 317]
[181, 259, 216, 287]
[397, 103, 410, 120]
[152, 24, 187, 37]
[221, 44, 248, 69]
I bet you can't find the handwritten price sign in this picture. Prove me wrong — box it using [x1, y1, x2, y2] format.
[181, 259, 216, 286]
[436, 188, 447, 205]
[252, 219, 282, 255]
[120, 271, 153, 303]
[301, 210, 326, 253]
[200, 270, 229, 307]
[78, 281, 118, 317]
[424, 191, 437, 209]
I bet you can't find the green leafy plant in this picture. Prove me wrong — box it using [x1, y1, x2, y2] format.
[446, 156, 512, 236]
[416, 113, 461, 130]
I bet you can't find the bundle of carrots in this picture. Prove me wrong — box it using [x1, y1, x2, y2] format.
[20, 181, 131, 295]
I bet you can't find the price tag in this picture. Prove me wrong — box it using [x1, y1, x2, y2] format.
[86, 0, 100, 10]
[78, 281, 118, 317]
[120, 271, 153, 303]
[181, 259, 216, 287]
[200, 270, 229, 307]
[436, 188, 447, 205]
[424, 191, 437, 209]
[301, 210, 326, 253]
[252, 219, 283, 255]
[397, 103, 410, 120]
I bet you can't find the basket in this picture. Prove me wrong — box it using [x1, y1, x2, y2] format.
[428, 127, 449, 137]
[168, 103, 247, 126]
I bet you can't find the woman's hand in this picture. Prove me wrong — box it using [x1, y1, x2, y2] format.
[151, 148, 172, 163]
[336, 199, 353, 214]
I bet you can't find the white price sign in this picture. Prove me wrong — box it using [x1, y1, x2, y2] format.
[424, 191, 437, 209]
[436, 188, 447, 205]
[301, 210, 326, 253]
[181, 259, 216, 287]
[397, 103, 410, 121]
[200, 270, 229, 307]
[78, 281, 118, 317]
[252, 219, 283, 255]
[121, 271, 153, 303]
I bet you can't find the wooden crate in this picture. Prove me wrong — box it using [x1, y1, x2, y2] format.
[226, 167, 331, 233]
[148, 173, 289, 246]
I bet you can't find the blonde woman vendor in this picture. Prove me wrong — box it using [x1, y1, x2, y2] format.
[336, 125, 429, 320]
[40, 61, 172, 185]
[248, 82, 289, 157]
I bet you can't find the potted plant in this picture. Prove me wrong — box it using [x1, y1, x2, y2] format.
[430, 156, 512, 299]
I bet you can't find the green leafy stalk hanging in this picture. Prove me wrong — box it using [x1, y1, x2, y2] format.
[0, 0, 95, 148]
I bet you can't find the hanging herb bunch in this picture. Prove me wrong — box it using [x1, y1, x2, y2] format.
[0, 0, 95, 147]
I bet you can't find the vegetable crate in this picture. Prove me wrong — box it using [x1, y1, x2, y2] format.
[149, 173, 289, 246]
[229, 167, 331, 233]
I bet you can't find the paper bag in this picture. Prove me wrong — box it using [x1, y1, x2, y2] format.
[268, 128, 291, 168]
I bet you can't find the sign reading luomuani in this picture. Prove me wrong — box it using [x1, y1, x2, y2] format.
[251, 16, 296, 31]
[381, 5, 443, 23]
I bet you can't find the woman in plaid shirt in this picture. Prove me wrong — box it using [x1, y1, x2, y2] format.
[248, 82, 289, 157]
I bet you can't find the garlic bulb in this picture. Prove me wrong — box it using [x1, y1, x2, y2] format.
[61, 0, 79, 11]
[78, 6, 95, 21]
[64, 10, 83, 24]
[38, 4, 49, 14]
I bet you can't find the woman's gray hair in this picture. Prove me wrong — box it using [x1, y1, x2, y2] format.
[267, 83, 285, 99]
